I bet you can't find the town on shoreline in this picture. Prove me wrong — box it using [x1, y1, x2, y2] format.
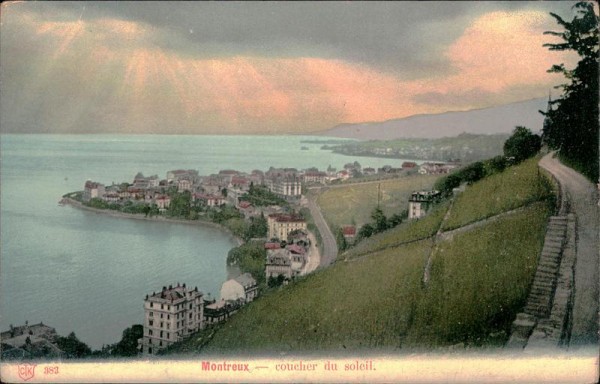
[3, 159, 459, 359]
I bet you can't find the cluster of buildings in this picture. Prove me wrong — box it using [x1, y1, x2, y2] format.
[140, 273, 259, 355]
[264, 230, 311, 281]
[81, 160, 435, 212]
[82, 167, 303, 212]
[139, 212, 313, 355]
[86, 159, 461, 356]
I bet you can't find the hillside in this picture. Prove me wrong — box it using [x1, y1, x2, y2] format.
[317, 98, 547, 140]
[316, 174, 440, 230]
[325, 133, 509, 162]
[166, 157, 555, 354]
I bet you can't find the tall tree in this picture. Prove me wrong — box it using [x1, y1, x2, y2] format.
[336, 227, 348, 251]
[503, 126, 542, 163]
[542, 1, 599, 181]
[371, 207, 389, 233]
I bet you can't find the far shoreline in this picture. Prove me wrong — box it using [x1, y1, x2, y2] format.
[60, 197, 244, 246]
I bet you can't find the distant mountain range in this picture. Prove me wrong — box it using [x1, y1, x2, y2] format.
[317, 98, 548, 140]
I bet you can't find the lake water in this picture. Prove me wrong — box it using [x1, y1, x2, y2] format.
[0, 134, 417, 348]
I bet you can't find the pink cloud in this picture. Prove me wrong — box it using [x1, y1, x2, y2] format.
[408, 10, 578, 110]
[4, 7, 580, 134]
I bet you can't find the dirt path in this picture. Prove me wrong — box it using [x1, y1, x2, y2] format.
[539, 153, 599, 347]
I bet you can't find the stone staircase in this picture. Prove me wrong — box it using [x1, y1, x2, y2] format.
[522, 216, 567, 318]
[506, 215, 576, 349]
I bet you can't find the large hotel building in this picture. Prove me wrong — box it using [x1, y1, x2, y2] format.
[267, 213, 307, 242]
[140, 283, 204, 355]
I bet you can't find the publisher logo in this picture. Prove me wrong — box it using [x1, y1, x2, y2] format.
[17, 363, 36, 381]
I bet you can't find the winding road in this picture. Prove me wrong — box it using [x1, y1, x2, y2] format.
[306, 193, 338, 267]
[539, 152, 599, 347]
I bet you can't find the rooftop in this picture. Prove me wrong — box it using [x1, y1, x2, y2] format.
[146, 283, 202, 302]
[267, 251, 292, 266]
[342, 225, 357, 236]
[286, 244, 306, 255]
[234, 273, 257, 288]
[409, 190, 441, 202]
[268, 213, 305, 223]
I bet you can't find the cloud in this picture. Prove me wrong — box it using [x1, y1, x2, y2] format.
[408, 9, 579, 111]
[1, 6, 416, 133]
[0, 2, 582, 134]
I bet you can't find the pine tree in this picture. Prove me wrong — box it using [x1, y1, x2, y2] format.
[542, 1, 599, 181]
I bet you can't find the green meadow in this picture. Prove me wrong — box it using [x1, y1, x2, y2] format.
[316, 174, 439, 229]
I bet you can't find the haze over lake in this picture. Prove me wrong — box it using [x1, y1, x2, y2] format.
[0, 134, 420, 348]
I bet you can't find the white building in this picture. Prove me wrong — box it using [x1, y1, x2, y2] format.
[303, 171, 328, 184]
[140, 283, 204, 355]
[220, 273, 258, 303]
[154, 195, 171, 212]
[167, 169, 199, 184]
[267, 176, 302, 199]
[408, 190, 441, 219]
[193, 193, 226, 207]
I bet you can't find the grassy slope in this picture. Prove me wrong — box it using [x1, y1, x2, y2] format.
[342, 200, 450, 260]
[441, 156, 555, 231]
[316, 174, 439, 229]
[203, 241, 430, 354]
[169, 159, 552, 353]
[407, 203, 548, 347]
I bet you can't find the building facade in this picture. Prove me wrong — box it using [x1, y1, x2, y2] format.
[268, 176, 302, 199]
[83, 181, 105, 202]
[267, 213, 307, 242]
[265, 249, 293, 280]
[220, 273, 259, 303]
[408, 190, 442, 219]
[140, 284, 204, 355]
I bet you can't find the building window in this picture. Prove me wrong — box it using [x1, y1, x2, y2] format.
[150, 302, 153, 308]
[148, 347, 152, 354]
[149, 329, 153, 336]
[167, 333, 170, 339]
[161, 313, 163, 319]
[149, 312, 153, 317]
[160, 322, 163, 328]
[168, 305, 170, 311]
[167, 323, 170, 329]
[189, 313, 192, 319]
[161, 304, 164, 310]
[160, 331, 163, 338]
[189, 303, 192, 310]
[159, 341, 162, 347]
[149, 320, 153, 326]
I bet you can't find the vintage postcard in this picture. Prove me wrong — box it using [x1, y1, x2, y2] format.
[0, 1, 598, 382]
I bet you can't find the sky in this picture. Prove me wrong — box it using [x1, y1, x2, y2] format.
[0, 1, 581, 135]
